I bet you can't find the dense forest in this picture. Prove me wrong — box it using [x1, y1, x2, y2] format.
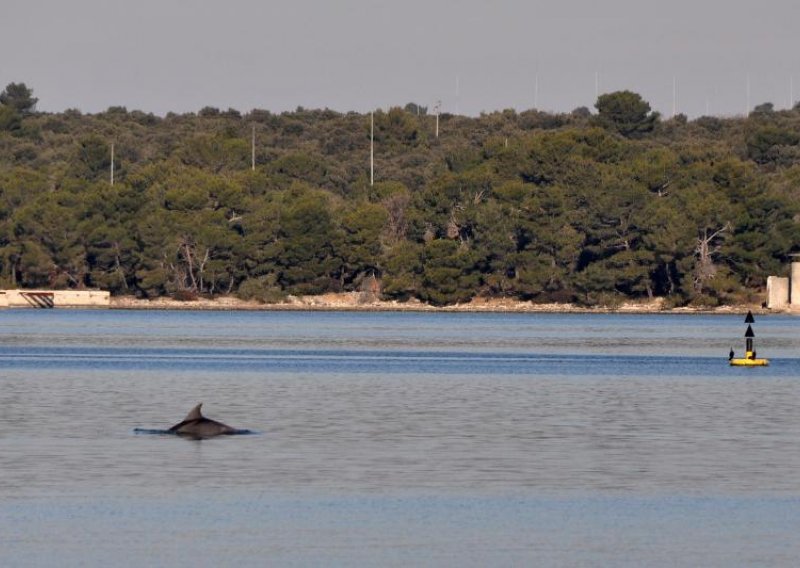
[1, 82, 799, 306]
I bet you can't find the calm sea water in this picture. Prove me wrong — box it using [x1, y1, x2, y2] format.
[1, 309, 799, 567]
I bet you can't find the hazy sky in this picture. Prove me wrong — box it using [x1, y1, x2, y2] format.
[2, 0, 799, 117]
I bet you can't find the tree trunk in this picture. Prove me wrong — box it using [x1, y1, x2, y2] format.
[693, 224, 730, 294]
[182, 241, 198, 291]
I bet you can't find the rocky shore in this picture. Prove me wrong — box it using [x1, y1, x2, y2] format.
[110, 292, 774, 315]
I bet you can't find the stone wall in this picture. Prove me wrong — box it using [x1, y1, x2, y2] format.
[0, 290, 110, 308]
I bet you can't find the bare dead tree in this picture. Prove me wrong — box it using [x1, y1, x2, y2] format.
[693, 222, 731, 294]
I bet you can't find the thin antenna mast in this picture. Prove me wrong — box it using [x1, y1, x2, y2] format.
[434, 100, 441, 138]
[672, 75, 677, 118]
[370, 111, 374, 186]
[455, 76, 460, 115]
[746, 74, 751, 115]
[595, 71, 599, 99]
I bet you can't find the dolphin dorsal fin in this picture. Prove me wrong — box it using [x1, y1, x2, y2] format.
[183, 403, 204, 422]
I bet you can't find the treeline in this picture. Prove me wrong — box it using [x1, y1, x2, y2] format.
[1, 83, 799, 306]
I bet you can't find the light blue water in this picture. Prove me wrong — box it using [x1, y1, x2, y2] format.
[1, 309, 799, 567]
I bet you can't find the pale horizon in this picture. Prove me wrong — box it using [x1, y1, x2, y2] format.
[3, 0, 799, 118]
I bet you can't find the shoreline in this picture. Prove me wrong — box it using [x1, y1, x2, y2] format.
[108, 292, 782, 316]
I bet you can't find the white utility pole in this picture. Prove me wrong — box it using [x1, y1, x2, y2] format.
[595, 71, 599, 99]
[251, 124, 255, 171]
[534, 74, 539, 110]
[434, 100, 441, 138]
[672, 75, 678, 118]
[110, 143, 115, 186]
[746, 74, 751, 115]
[455, 75, 460, 115]
[791, 76, 795, 109]
[370, 111, 374, 186]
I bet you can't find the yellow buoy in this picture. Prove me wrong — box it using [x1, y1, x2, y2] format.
[730, 357, 769, 367]
[728, 310, 769, 367]
[729, 311, 769, 366]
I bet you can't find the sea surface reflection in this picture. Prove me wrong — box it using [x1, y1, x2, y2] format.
[1, 309, 799, 567]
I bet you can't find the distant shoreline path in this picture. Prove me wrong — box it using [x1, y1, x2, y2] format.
[108, 293, 781, 315]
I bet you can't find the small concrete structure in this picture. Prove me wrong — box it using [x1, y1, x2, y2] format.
[792, 261, 800, 306]
[766, 276, 790, 309]
[0, 290, 110, 308]
[766, 258, 800, 310]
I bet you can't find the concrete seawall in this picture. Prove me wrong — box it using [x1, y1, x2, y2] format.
[0, 290, 110, 308]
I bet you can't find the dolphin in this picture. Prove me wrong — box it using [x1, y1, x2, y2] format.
[160, 403, 250, 438]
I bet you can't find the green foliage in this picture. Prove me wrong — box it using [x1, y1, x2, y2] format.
[269, 186, 341, 295]
[340, 201, 387, 279]
[594, 91, 659, 138]
[381, 241, 423, 300]
[374, 107, 420, 145]
[418, 239, 481, 306]
[179, 134, 250, 172]
[0, 104, 21, 132]
[746, 126, 800, 165]
[0, 83, 38, 115]
[271, 152, 329, 186]
[0, 82, 797, 306]
[404, 102, 428, 116]
[236, 276, 285, 303]
[74, 136, 111, 179]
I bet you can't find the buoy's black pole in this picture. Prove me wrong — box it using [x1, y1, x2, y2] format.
[745, 324, 755, 358]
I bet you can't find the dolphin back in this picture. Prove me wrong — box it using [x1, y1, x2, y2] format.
[181, 403, 204, 423]
[167, 403, 205, 432]
[166, 403, 244, 438]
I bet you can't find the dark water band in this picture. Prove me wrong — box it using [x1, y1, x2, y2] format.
[133, 428, 257, 436]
